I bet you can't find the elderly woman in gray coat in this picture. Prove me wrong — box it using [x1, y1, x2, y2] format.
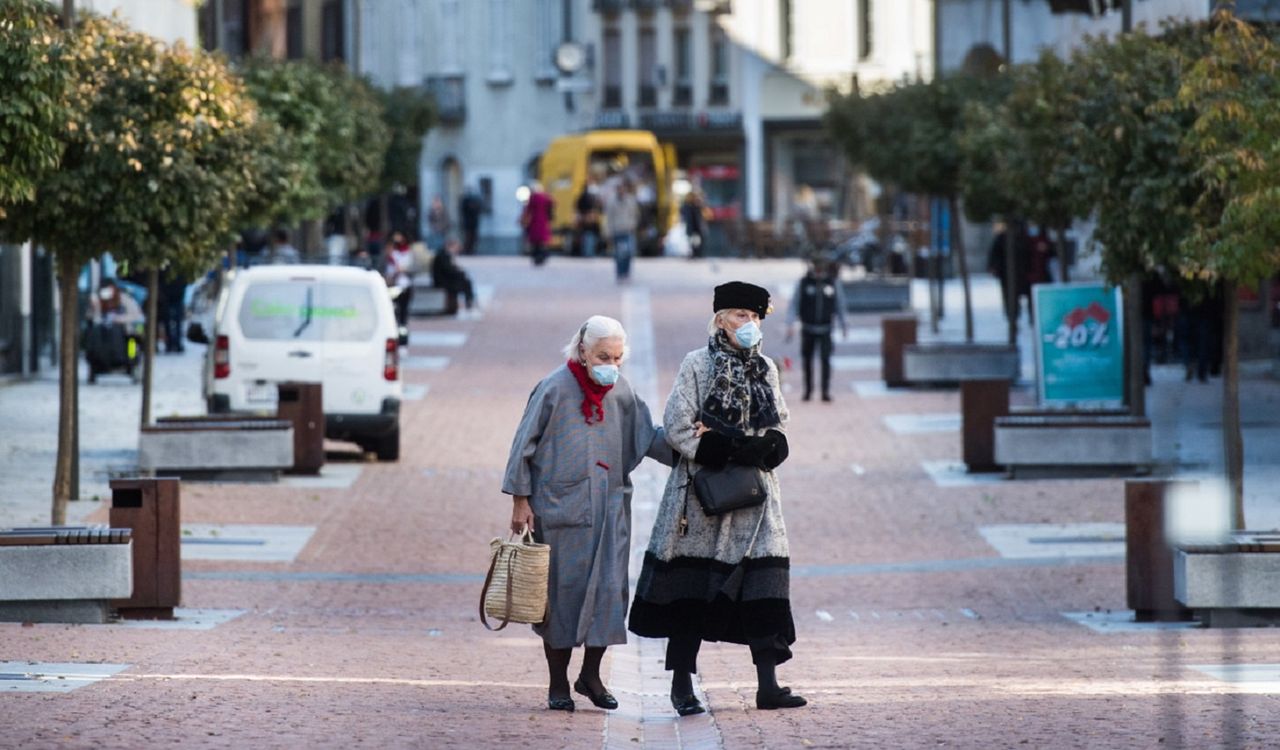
[502, 315, 672, 712]
[629, 281, 806, 715]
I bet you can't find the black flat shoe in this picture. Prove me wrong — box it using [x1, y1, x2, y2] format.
[573, 678, 618, 710]
[670, 693, 705, 717]
[756, 688, 807, 710]
[547, 695, 576, 712]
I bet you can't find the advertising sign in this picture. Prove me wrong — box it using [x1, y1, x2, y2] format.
[1032, 282, 1125, 406]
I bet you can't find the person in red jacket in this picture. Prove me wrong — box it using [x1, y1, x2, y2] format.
[521, 181, 555, 267]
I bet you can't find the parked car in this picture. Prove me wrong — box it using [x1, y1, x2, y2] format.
[189, 265, 406, 461]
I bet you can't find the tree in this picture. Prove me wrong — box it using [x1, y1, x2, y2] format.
[2, 13, 257, 521]
[1061, 24, 1207, 417]
[94, 39, 259, 427]
[828, 76, 1008, 342]
[238, 59, 390, 244]
[0, 0, 72, 219]
[1175, 6, 1280, 527]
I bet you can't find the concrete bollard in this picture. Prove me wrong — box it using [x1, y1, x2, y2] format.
[881, 314, 918, 388]
[1125, 478, 1198, 622]
[961, 379, 1010, 473]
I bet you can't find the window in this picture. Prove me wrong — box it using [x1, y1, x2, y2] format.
[858, 0, 873, 60]
[535, 0, 558, 82]
[638, 26, 658, 107]
[238, 283, 376, 343]
[487, 0, 513, 84]
[673, 26, 692, 106]
[603, 26, 623, 108]
[285, 0, 303, 59]
[321, 0, 344, 62]
[709, 24, 729, 105]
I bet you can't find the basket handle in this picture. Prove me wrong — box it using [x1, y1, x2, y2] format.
[479, 544, 515, 631]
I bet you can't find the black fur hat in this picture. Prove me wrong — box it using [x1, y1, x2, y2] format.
[713, 281, 771, 319]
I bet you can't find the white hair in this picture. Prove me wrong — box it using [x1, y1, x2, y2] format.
[563, 315, 629, 362]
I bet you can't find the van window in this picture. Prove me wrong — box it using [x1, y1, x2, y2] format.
[238, 281, 378, 342]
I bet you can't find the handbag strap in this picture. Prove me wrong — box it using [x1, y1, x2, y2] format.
[479, 527, 541, 632]
[479, 544, 513, 631]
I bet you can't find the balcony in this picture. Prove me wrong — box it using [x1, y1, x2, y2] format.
[426, 74, 466, 125]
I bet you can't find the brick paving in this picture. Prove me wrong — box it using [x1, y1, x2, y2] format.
[1, 257, 1278, 748]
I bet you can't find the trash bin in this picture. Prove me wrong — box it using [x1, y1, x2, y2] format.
[277, 381, 324, 475]
[881, 313, 918, 387]
[961, 379, 1010, 473]
[1126, 478, 1197, 622]
[109, 477, 180, 618]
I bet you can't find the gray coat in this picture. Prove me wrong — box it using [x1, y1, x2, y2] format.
[502, 364, 670, 648]
[645, 348, 791, 565]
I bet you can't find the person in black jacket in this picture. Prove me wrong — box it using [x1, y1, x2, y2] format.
[786, 254, 847, 402]
[431, 238, 476, 316]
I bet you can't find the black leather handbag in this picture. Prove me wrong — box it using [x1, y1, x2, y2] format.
[692, 464, 768, 516]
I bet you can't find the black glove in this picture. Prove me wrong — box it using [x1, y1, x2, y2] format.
[693, 430, 735, 469]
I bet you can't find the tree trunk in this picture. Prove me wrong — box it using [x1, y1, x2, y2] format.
[949, 196, 974, 343]
[52, 264, 79, 524]
[928, 251, 941, 334]
[1222, 283, 1244, 529]
[141, 269, 159, 428]
[1124, 274, 1145, 417]
[1004, 222, 1017, 345]
[1055, 223, 1071, 284]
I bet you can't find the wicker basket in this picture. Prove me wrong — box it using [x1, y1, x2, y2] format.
[480, 529, 550, 630]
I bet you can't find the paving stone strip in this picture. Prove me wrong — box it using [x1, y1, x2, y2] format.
[612, 287, 725, 750]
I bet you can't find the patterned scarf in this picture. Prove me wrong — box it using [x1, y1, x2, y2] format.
[700, 331, 780, 438]
[567, 359, 613, 424]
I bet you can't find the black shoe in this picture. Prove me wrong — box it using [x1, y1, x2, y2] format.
[821, 393, 832, 402]
[802, 392, 812, 402]
[756, 687, 807, 710]
[547, 694, 576, 712]
[671, 693, 705, 717]
[574, 678, 618, 710]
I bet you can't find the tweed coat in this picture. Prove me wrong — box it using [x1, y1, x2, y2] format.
[502, 363, 670, 649]
[628, 345, 795, 653]
[648, 347, 790, 565]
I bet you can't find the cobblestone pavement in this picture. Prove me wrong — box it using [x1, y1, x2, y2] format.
[1, 257, 1279, 749]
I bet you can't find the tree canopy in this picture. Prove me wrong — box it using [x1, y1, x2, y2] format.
[0, 0, 73, 219]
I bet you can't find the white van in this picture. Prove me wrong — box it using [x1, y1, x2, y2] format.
[195, 265, 404, 460]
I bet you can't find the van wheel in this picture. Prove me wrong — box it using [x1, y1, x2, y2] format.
[375, 429, 400, 462]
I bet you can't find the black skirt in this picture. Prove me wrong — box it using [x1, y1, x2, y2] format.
[628, 550, 796, 662]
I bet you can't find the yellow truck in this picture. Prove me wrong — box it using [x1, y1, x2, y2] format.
[537, 129, 676, 255]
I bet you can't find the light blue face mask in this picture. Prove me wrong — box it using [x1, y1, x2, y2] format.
[733, 321, 762, 349]
[591, 364, 620, 386]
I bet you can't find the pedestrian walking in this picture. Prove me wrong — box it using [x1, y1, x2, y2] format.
[574, 177, 603, 258]
[268, 228, 300, 265]
[988, 220, 1032, 334]
[502, 316, 672, 712]
[426, 195, 451, 251]
[786, 254, 847, 402]
[521, 182, 554, 267]
[604, 181, 640, 282]
[158, 270, 187, 354]
[460, 187, 484, 255]
[384, 231, 414, 327]
[629, 281, 806, 716]
[680, 191, 708, 259]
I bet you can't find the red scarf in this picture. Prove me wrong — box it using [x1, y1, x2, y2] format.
[567, 359, 613, 424]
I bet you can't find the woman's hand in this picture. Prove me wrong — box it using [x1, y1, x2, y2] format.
[693, 421, 711, 438]
[511, 495, 535, 535]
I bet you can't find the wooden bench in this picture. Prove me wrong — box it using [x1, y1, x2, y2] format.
[0, 525, 134, 624]
[140, 417, 293, 481]
[994, 413, 1152, 477]
[1175, 532, 1280, 627]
